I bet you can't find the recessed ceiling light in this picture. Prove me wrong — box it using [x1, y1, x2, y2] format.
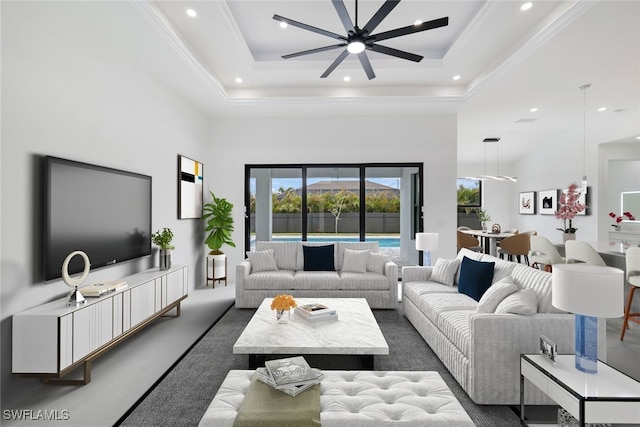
[637, 136, 640, 140]
[235, 77, 243, 83]
[521, 2, 533, 11]
[530, 107, 538, 113]
[279, 22, 288, 29]
[453, 75, 461, 81]
[343, 76, 351, 82]
[598, 107, 607, 112]
[186, 9, 197, 18]
[414, 20, 423, 26]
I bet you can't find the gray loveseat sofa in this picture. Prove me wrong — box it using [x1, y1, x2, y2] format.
[236, 241, 398, 309]
[402, 248, 606, 405]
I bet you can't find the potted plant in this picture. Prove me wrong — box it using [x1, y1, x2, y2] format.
[152, 227, 174, 270]
[203, 192, 235, 282]
[555, 183, 586, 241]
[477, 209, 491, 232]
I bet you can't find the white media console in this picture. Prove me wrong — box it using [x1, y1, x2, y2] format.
[12, 265, 188, 385]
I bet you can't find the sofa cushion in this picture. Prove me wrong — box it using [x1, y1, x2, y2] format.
[296, 242, 336, 270]
[404, 281, 457, 303]
[342, 248, 370, 273]
[338, 272, 390, 290]
[437, 310, 474, 356]
[246, 249, 278, 273]
[256, 241, 298, 271]
[458, 257, 495, 302]
[416, 291, 478, 326]
[476, 277, 519, 313]
[494, 288, 538, 315]
[430, 258, 460, 286]
[244, 270, 295, 290]
[367, 252, 389, 275]
[303, 244, 335, 271]
[455, 249, 485, 285]
[292, 271, 341, 289]
[485, 257, 518, 285]
[336, 242, 378, 271]
[510, 264, 563, 313]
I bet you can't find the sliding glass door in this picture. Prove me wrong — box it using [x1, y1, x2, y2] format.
[245, 163, 423, 267]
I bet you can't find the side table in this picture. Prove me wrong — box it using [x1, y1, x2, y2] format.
[520, 354, 640, 426]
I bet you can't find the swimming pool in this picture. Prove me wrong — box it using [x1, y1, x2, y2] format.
[270, 236, 400, 248]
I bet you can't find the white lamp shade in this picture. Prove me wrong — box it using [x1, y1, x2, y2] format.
[552, 263, 624, 318]
[416, 233, 439, 251]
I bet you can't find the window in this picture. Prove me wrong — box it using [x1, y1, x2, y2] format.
[457, 178, 482, 228]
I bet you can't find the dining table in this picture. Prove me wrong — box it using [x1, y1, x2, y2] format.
[460, 229, 516, 257]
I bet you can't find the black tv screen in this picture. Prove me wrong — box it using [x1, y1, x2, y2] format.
[44, 156, 152, 281]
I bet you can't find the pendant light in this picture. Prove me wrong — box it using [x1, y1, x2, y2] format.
[579, 84, 590, 194]
[471, 138, 517, 182]
[495, 139, 517, 182]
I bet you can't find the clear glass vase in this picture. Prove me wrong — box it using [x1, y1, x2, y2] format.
[276, 309, 290, 324]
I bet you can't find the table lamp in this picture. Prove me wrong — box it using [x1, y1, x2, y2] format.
[416, 232, 438, 266]
[552, 264, 623, 373]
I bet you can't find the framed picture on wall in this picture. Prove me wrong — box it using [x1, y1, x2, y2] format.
[178, 155, 204, 219]
[518, 191, 536, 214]
[538, 190, 557, 215]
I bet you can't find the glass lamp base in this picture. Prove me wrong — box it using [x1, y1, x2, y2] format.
[574, 314, 598, 374]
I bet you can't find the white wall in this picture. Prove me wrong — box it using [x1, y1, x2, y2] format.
[1, 2, 210, 403]
[209, 115, 458, 274]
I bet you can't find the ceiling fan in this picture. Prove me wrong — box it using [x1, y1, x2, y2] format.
[273, 0, 449, 80]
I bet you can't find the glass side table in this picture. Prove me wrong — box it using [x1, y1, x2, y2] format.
[520, 354, 640, 426]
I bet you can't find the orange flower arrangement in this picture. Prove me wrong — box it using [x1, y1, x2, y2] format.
[270, 294, 297, 312]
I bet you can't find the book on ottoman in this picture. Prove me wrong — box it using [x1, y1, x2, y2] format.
[264, 356, 322, 387]
[256, 368, 322, 397]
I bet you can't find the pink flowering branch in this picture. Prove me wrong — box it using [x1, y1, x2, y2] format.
[555, 183, 586, 233]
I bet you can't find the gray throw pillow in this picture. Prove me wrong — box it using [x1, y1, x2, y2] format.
[494, 288, 538, 315]
[246, 249, 278, 273]
[476, 276, 519, 313]
[367, 252, 389, 274]
[342, 248, 370, 273]
[430, 258, 460, 286]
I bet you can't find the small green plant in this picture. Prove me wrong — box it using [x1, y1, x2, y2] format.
[203, 192, 236, 253]
[151, 228, 175, 250]
[477, 209, 491, 223]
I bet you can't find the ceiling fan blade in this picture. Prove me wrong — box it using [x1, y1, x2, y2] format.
[368, 44, 423, 62]
[369, 16, 449, 43]
[321, 49, 350, 78]
[357, 51, 376, 80]
[331, 0, 354, 32]
[282, 44, 347, 59]
[363, 0, 401, 34]
[273, 14, 346, 41]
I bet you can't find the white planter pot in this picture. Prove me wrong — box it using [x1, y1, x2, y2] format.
[207, 253, 227, 279]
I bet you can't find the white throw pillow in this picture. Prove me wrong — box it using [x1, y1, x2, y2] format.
[246, 249, 278, 273]
[494, 288, 538, 315]
[367, 252, 389, 274]
[430, 258, 460, 286]
[342, 248, 370, 273]
[476, 276, 519, 313]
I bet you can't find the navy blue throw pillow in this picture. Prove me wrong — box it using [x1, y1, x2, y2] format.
[458, 256, 495, 302]
[303, 244, 335, 271]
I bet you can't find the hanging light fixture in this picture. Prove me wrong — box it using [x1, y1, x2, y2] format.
[579, 84, 591, 194]
[470, 138, 517, 182]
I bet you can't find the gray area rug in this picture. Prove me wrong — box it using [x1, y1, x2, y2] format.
[120, 305, 522, 426]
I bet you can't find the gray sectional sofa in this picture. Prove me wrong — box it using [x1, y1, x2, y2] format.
[402, 248, 606, 405]
[235, 241, 398, 309]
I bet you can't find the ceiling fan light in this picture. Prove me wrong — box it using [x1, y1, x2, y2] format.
[347, 41, 365, 54]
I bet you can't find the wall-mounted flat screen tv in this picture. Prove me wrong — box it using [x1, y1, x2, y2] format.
[44, 156, 152, 281]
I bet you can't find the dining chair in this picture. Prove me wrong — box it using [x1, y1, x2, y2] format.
[456, 230, 483, 253]
[621, 247, 640, 341]
[457, 226, 471, 231]
[497, 233, 531, 265]
[529, 235, 565, 272]
[564, 240, 606, 266]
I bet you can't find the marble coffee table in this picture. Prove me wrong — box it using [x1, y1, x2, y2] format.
[233, 298, 389, 369]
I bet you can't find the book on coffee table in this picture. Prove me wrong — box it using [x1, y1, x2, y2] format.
[295, 303, 336, 317]
[295, 309, 338, 322]
[264, 356, 321, 388]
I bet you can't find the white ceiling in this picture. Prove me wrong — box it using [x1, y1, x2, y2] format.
[136, 0, 639, 164]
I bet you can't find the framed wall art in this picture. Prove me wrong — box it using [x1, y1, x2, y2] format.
[559, 186, 589, 215]
[538, 190, 558, 215]
[178, 155, 203, 219]
[518, 191, 536, 214]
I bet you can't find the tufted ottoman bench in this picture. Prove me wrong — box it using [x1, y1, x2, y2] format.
[199, 370, 475, 427]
